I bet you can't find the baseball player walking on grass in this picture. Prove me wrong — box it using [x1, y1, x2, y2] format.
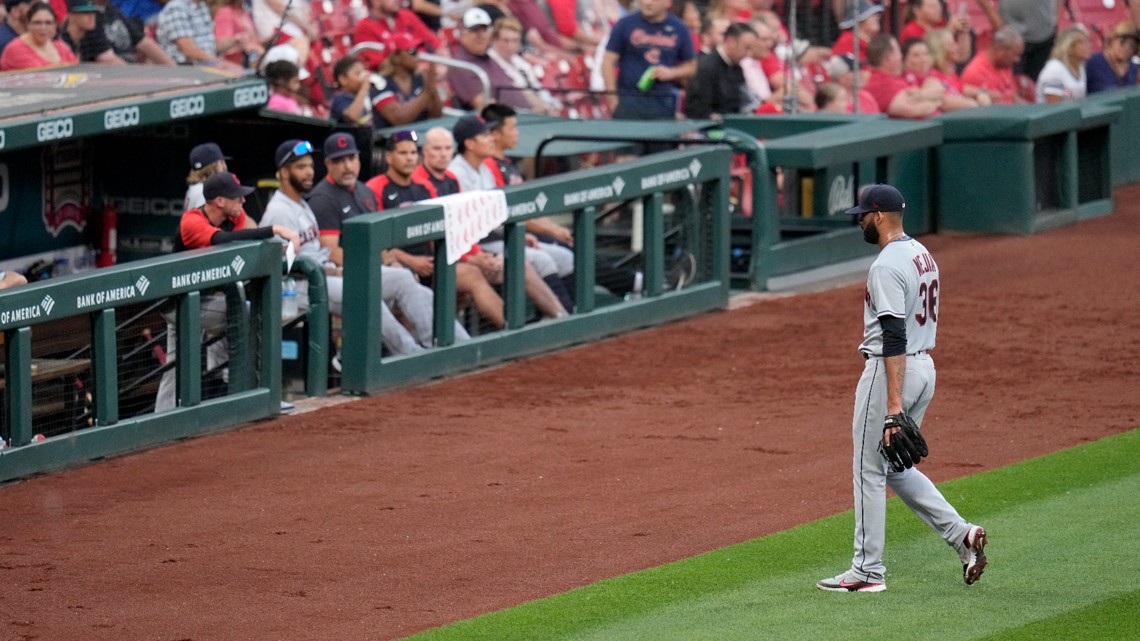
[817, 184, 987, 593]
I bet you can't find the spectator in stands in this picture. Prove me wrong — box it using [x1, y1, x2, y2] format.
[924, 27, 989, 104]
[412, 0, 465, 31]
[602, 0, 697, 119]
[447, 115, 569, 318]
[546, 0, 602, 53]
[309, 132, 451, 354]
[157, 171, 300, 412]
[373, 32, 442, 128]
[685, 22, 761, 120]
[707, 0, 749, 21]
[265, 59, 310, 116]
[741, 18, 774, 107]
[155, 0, 241, 71]
[213, 0, 263, 69]
[0, 0, 31, 53]
[487, 16, 561, 115]
[448, 8, 529, 111]
[863, 33, 940, 118]
[353, 0, 442, 71]
[184, 142, 230, 211]
[82, 0, 173, 65]
[901, 0, 971, 64]
[814, 81, 850, 112]
[0, 269, 28, 290]
[972, 0, 1056, 82]
[250, 0, 315, 66]
[116, 0, 162, 27]
[1035, 25, 1091, 103]
[822, 53, 880, 114]
[832, 0, 883, 63]
[0, 2, 75, 70]
[700, 15, 731, 56]
[902, 37, 978, 110]
[1086, 21, 1139, 93]
[676, 0, 702, 54]
[413, 126, 508, 330]
[960, 26, 1027, 104]
[329, 54, 378, 127]
[505, 0, 577, 55]
[60, 0, 124, 64]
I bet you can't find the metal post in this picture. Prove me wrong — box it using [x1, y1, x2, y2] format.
[573, 206, 596, 313]
[851, 0, 861, 114]
[784, 0, 798, 114]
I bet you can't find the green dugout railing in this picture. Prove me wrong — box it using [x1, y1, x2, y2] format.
[0, 241, 285, 482]
[1084, 86, 1140, 187]
[339, 146, 733, 395]
[935, 103, 1119, 235]
[724, 116, 942, 290]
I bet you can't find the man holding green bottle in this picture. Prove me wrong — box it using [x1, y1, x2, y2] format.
[601, 0, 697, 120]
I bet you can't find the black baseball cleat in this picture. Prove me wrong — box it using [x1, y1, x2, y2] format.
[816, 571, 886, 592]
[962, 525, 988, 585]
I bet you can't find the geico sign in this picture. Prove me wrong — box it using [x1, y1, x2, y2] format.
[36, 118, 73, 142]
[104, 105, 141, 130]
[233, 84, 268, 108]
[169, 95, 206, 119]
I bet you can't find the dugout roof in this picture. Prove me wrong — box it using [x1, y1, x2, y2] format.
[0, 64, 267, 153]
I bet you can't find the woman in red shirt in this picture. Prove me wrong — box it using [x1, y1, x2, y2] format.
[214, 0, 265, 68]
[925, 27, 991, 105]
[0, 2, 76, 71]
[903, 35, 979, 110]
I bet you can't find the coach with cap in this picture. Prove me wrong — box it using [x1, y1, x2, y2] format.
[308, 131, 451, 354]
[156, 172, 299, 412]
[184, 142, 232, 211]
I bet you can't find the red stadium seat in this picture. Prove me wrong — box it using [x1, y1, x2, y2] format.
[1060, 0, 1133, 47]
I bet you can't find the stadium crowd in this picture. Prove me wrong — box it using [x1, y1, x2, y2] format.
[0, 0, 1135, 117]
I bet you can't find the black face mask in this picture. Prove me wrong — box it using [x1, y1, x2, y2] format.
[862, 214, 880, 245]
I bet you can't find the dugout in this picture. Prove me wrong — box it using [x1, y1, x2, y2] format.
[721, 114, 942, 291]
[935, 103, 1119, 235]
[0, 64, 355, 443]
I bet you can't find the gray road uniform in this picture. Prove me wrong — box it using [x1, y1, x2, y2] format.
[848, 235, 979, 582]
[261, 190, 431, 355]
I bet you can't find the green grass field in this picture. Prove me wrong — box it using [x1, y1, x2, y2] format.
[401, 429, 1140, 641]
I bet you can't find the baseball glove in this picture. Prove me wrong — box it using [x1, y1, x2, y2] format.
[879, 413, 929, 473]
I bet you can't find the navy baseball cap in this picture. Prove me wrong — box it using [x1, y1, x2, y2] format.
[189, 142, 231, 170]
[275, 139, 314, 168]
[845, 184, 906, 216]
[203, 172, 255, 201]
[452, 115, 489, 151]
[323, 132, 359, 160]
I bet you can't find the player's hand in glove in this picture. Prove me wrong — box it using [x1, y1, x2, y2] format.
[879, 413, 929, 473]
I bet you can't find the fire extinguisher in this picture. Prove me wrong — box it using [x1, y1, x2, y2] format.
[97, 201, 117, 267]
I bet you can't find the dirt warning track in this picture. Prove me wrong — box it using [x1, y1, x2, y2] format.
[2, 186, 1138, 640]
